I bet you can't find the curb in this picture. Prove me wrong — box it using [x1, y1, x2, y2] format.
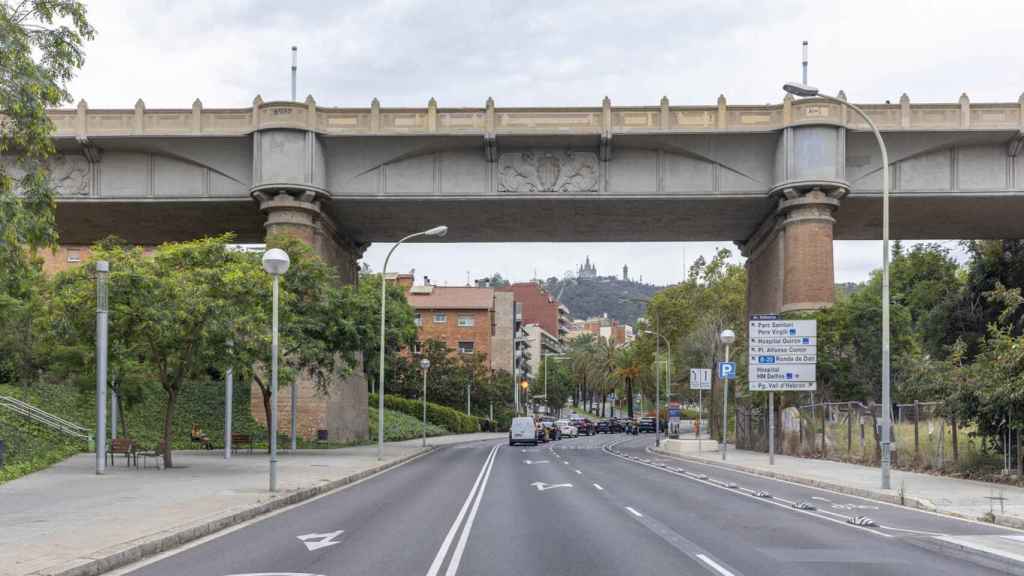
[651, 446, 1024, 531]
[43, 447, 433, 576]
[905, 535, 1024, 576]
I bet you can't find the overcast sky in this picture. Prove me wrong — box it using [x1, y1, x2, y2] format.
[68, 0, 1024, 286]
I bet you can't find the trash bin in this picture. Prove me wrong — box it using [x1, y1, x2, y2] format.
[316, 429, 328, 442]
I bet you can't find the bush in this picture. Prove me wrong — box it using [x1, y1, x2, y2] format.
[368, 407, 447, 441]
[369, 394, 481, 434]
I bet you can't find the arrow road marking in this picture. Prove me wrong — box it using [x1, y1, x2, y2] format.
[530, 481, 573, 491]
[296, 530, 343, 551]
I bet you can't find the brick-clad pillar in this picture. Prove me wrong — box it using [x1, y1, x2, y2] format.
[779, 187, 841, 312]
[250, 189, 369, 443]
[742, 187, 843, 315]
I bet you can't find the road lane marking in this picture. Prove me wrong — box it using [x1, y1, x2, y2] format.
[575, 469, 582, 475]
[697, 553, 736, 576]
[593, 483, 604, 491]
[625, 506, 643, 517]
[295, 530, 343, 551]
[444, 443, 500, 576]
[425, 445, 499, 576]
[530, 481, 573, 491]
[522, 459, 549, 464]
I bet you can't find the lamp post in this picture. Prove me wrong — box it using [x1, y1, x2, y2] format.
[420, 358, 430, 447]
[719, 329, 735, 461]
[378, 225, 448, 460]
[95, 261, 109, 475]
[643, 330, 671, 446]
[783, 82, 892, 489]
[262, 248, 291, 492]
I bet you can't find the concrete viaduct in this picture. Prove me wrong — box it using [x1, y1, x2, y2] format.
[25, 92, 1024, 440]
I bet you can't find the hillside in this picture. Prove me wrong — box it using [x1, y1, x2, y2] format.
[541, 276, 661, 324]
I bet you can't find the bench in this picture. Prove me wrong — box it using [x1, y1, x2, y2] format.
[231, 433, 254, 454]
[137, 441, 166, 469]
[108, 437, 136, 467]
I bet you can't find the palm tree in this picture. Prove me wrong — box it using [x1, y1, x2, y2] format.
[613, 346, 642, 419]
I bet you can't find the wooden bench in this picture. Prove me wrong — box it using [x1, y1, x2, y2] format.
[137, 441, 166, 469]
[108, 437, 136, 467]
[231, 433, 254, 454]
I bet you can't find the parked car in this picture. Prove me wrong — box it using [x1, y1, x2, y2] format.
[595, 420, 611, 434]
[638, 417, 657, 433]
[555, 420, 578, 438]
[571, 417, 594, 436]
[609, 418, 626, 433]
[509, 417, 537, 446]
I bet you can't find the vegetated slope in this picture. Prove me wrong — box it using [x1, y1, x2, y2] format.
[543, 276, 661, 324]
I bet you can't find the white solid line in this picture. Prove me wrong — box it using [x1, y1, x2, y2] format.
[425, 445, 498, 576]
[444, 443, 499, 576]
[593, 483, 604, 491]
[697, 553, 736, 576]
[625, 506, 643, 518]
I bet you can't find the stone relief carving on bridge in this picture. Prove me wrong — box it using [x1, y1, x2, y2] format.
[498, 151, 598, 193]
[48, 154, 91, 196]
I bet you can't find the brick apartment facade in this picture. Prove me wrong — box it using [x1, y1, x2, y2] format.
[496, 282, 571, 344]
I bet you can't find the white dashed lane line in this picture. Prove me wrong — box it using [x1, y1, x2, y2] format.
[593, 483, 604, 491]
[625, 506, 644, 518]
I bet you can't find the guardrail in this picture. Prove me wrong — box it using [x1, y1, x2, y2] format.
[0, 395, 93, 447]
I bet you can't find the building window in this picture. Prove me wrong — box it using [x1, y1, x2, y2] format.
[433, 312, 447, 324]
[67, 249, 81, 263]
[457, 315, 474, 327]
[458, 341, 475, 354]
[414, 313, 422, 326]
[412, 341, 422, 354]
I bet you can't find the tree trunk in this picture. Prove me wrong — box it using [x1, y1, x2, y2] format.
[261, 385, 273, 455]
[162, 387, 177, 469]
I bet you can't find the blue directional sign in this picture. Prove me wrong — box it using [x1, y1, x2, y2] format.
[718, 361, 736, 380]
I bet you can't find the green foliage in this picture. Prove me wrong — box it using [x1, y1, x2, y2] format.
[541, 275, 659, 325]
[368, 406, 447, 442]
[369, 394, 481, 434]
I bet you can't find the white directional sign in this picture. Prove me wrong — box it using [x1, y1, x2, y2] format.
[689, 368, 712, 390]
[748, 318, 817, 391]
[530, 481, 573, 491]
[296, 530, 344, 551]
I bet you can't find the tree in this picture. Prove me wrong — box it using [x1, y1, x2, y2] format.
[1, 0, 94, 384]
[356, 271, 418, 395]
[612, 345, 642, 418]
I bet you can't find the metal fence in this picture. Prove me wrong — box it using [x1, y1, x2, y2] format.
[737, 399, 1019, 473]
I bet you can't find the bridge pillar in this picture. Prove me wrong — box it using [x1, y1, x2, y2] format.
[743, 186, 843, 315]
[251, 189, 369, 444]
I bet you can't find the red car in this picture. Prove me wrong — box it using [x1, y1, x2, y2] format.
[570, 417, 595, 436]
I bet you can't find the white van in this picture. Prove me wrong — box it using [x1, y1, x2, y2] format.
[509, 417, 537, 446]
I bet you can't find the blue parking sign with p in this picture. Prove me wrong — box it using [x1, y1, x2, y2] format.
[718, 362, 736, 380]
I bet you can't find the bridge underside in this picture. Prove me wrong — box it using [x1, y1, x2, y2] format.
[55, 193, 1024, 246]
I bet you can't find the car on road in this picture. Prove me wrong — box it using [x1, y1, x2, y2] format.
[570, 417, 594, 435]
[595, 420, 611, 434]
[510, 417, 538, 446]
[638, 416, 657, 433]
[555, 419, 578, 438]
[609, 418, 626, 433]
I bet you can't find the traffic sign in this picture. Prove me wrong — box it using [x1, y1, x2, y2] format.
[689, 368, 711, 390]
[718, 362, 736, 380]
[748, 318, 816, 391]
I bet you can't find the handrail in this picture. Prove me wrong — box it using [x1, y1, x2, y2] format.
[0, 395, 91, 441]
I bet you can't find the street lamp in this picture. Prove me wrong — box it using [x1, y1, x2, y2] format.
[262, 248, 290, 492]
[719, 329, 735, 461]
[783, 82, 893, 489]
[643, 330, 671, 446]
[420, 358, 430, 447]
[378, 225, 447, 460]
[95, 260, 109, 475]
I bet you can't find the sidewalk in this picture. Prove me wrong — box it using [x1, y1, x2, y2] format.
[1, 432, 504, 576]
[657, 437, 1024, 529]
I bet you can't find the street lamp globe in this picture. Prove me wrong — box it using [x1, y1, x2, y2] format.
[782, 82, 819, 97]
[419, 358, 431, 371]
[262, 248, 290, 276]
[424, 225, 448, 237]
[719, 329, 736, 345]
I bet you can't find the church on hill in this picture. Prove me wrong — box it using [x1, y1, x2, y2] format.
[577, 256, 597, 279]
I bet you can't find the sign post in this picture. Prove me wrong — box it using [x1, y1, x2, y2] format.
[749, 315, 817, 465]
[689, 368, 711, 452]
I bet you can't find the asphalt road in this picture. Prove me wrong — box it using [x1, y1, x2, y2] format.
[117, 433, 1023, 576]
